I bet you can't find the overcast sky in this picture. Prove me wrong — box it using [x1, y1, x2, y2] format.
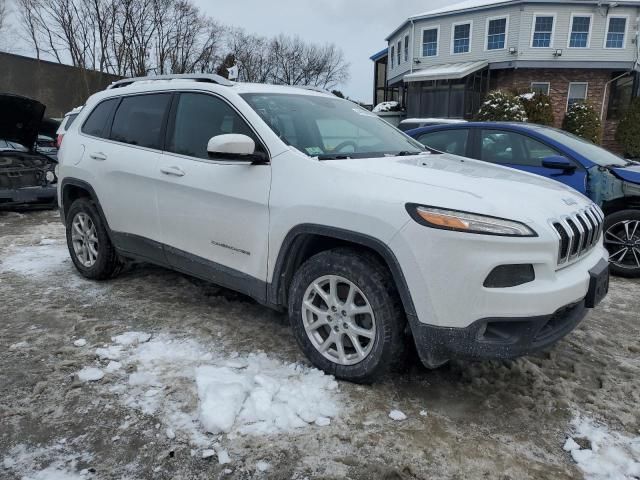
[193, 0, 454, 104]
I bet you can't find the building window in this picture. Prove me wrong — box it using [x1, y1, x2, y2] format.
[569, 15, 591, 48]
[567, 82, 588, 110]
[605, 17, 627, 48]
[487, 18, 507, 50]
[453, 23, 472, 54]
[390, 45, 394, 68]
[423, 28, 438, 56]
[532, 15, 554, 48]
[531, 82, 550, 95]
[404, 35, 409, 62]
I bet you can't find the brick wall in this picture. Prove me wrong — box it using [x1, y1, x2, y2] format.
[490, 68, 622, 152]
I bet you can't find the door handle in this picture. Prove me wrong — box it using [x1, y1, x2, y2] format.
[160, 166, 186, 177]
[89, 152, 107, 161]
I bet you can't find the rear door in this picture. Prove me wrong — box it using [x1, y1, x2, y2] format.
[474, 128, 588, 194]
[156, 91, 271, 295]
[81, 93, 171, 262]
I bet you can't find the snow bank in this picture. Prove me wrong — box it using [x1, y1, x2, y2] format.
[91, 332, 342, 447]
[565, 415, 640, 480]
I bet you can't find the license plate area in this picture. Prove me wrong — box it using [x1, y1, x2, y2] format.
[586, 259, 609, 308]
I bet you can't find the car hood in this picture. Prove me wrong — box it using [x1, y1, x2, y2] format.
[611, 164, 640, 185]
[324, 153, 593, 220]
[0, 94, 46, 151]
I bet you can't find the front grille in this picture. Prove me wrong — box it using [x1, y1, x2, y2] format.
[552, 205, 604, 266]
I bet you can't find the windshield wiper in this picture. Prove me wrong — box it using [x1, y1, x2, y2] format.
[317, 154, 352, 160]
[394, 151, 422, 157]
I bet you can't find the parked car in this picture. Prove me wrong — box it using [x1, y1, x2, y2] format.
[398, 118, 466, 132]
[56, 106, 83, 148]
[0, 93, 58, 209]
[408, 122, 640, 278]
[57, 74, 609, 382]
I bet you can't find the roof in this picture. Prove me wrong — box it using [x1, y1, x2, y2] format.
[370, 48, 388, 62]
[403, 60, 488, 83]
[410, 0, 513, 19]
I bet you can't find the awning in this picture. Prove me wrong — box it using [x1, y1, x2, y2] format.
[403, 60, 488, 83]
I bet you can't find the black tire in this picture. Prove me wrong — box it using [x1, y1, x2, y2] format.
[65, 198, 123, 280]
[288, 247, 406, 383]
[603, 209, 640, 278]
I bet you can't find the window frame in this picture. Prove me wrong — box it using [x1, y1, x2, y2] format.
[397, 40, 402, 65]
[485, 15, 509, 51]
[530, 82, 551, 95]
[451, 20, 473, 55]
[604, 15, 629, 49]
[566, 82, 589, 111]
[421, 25, 440, 57]
[530, 13, 556, 49]
[567, 13, 593, 49]
[404, 34, 410, 62]
[164, 90, 271, 163]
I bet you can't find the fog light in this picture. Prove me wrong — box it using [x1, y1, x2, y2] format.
[484, 264, 535, 288]
[46, 171, 56, 183]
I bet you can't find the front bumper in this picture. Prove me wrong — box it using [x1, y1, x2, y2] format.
[409, 258, 609, 367]
[0, 185, 57, 208]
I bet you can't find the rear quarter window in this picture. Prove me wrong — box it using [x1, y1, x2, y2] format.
[81, 99, 118, 138]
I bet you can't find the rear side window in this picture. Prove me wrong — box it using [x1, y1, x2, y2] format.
[418, 129, 468, 156]
[81, 99, 118, 138]
[167, 92, 260, 159]
[65, 113, 79, 129]
[111, 94, 172, 150]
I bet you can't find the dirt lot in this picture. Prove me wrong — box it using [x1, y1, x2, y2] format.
[1, 209, 639, 480]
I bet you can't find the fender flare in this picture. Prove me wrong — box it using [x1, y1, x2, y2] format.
[268, 224, 417, 317]
[60, 178, 114, 242]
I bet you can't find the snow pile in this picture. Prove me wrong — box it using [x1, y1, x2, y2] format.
[564, 415, 640, 479]
[89, 332, 341, 447]
[373, 101, 399, 113]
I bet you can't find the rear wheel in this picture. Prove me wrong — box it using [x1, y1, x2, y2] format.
[603, 209, 640, 278]
[288, 248, 406, 383]
[65, 198, 123, 280]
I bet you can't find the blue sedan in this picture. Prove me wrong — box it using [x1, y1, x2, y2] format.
[408, 122, 640, 277]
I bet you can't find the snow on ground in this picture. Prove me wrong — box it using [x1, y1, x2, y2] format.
[2, 441, 93, 480]
[89, 332, 341, 452]
[0, 242, 71, 279]
[564, 415, 640, 480]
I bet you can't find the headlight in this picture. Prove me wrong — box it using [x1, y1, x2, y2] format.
[406, 204, 537, 237]
[46, 171, 56, 183]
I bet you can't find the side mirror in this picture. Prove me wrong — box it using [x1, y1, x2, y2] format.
[542, 156, 576, 172]
[207, 134, 267, 163]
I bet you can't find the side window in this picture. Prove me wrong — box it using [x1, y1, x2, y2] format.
[417, 129, 468, 156]
[480, 130, 562, 167]
[81, 99, 118, 138]
[110, 94, 171, 150]
[168, 92, 260, 160]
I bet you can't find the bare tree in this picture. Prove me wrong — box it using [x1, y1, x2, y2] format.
[0, 0, 6, 36]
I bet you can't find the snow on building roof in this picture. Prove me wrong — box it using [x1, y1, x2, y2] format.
[403, 60, 489, 83]
[409, 0, 514, 19]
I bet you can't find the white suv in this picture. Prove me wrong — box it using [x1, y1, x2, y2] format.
[57, 74, 610, 383]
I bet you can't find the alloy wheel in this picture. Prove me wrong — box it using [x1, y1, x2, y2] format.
[301, 275, 376, 366]
[604, 220, 640, 271]
[71, 212, 99, 268]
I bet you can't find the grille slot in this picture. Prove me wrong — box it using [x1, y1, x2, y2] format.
[552, 205, 604, 267]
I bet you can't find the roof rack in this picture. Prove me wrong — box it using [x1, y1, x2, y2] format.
[108, 73, 234, 89]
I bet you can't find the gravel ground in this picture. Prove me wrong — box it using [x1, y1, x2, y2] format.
[1, 209, 638, 480]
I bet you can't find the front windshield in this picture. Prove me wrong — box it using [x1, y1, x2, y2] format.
[537, 126, 629, 167]
[240, 93, 424, 158]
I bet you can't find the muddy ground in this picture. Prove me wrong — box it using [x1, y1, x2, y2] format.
[1, 209, 638, 480]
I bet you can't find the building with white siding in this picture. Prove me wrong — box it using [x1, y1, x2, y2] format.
[372, 0, 640, 147]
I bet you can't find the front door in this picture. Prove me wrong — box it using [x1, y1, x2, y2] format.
[155, 92, 271, 298]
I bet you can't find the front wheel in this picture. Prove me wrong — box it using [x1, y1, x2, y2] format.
[603, 209, 640, 278]
[288, 248, 406, 383]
